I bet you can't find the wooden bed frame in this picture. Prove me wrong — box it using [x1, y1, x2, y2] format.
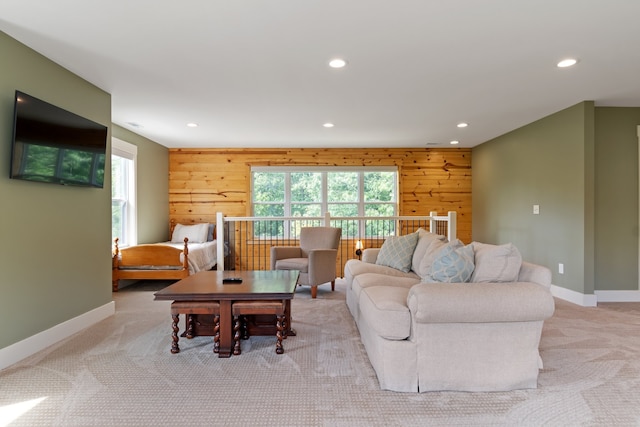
[111, 237, 190, 292]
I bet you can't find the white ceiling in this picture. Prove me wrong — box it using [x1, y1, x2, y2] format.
[2, 0, 640, 149]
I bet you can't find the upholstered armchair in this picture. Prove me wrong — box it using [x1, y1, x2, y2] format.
[270, 227, 342, 298]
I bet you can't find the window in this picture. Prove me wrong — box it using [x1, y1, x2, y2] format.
[111, 138, 137, 247]
[251, 166, 397, 237]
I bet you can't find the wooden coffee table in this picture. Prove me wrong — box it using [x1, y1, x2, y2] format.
[154, 270, 299, 358]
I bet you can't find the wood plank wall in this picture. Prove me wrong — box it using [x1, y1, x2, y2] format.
[169, 148, 472, 243]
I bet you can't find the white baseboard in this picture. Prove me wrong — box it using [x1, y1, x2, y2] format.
[550, 284, 598, 307]
[551, 285, 640, 305]
[594, 290, 640, 302]
[0, 301, 115, 371]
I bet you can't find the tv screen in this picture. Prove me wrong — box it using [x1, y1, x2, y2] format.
[10, 91, 108, 188]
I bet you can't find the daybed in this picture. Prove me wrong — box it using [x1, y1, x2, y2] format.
[343, 229, 555, 393]
[112, 222, 221, 291]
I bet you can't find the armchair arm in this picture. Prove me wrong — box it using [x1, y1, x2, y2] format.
[307, 249, 338, 285]
[270, 246, 303, 269]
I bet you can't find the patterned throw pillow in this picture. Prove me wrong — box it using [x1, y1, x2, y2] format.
[375, 232, 420, 273]
[424, 243, 475, 283]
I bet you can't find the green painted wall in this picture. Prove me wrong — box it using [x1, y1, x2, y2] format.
[0, 32, 112, 348]
[472, 102, 594, 294]
[594, 108, 640, 291]
[474, 102, 640, 295]
[112, 125, 169, 243]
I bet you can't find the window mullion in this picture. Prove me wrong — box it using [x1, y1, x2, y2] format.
[284, 172, 291, 238]
[321, 172, 328, 217]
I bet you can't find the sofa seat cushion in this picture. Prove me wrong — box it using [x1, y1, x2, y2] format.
[352, 273, 420, 305]
[360, 286, 412, 340]
[274, 258, 308, 273]
[344, 259, 419, 283]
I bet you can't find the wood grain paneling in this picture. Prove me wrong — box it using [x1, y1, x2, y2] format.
[169, 148, 472, 243]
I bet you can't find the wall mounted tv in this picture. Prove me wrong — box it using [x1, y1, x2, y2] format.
[10, 90, 108, 188]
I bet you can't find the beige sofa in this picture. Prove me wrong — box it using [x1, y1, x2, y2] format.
[344, 230, 555, 393]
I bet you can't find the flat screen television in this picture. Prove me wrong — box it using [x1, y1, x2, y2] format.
[10, 90, 108, 188]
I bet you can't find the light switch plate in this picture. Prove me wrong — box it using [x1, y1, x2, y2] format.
[533, 204, 540, 215]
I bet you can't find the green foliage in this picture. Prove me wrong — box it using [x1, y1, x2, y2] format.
[291, 172, 321, 201]
[253, 172, 284, 202]
[252, 170, 397, 237]
[328, 172, 358, 202]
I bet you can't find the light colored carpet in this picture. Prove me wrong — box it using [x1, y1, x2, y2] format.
[2, 280, 640, 426]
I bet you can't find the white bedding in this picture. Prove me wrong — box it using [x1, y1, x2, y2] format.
[159, 240, 218, 273]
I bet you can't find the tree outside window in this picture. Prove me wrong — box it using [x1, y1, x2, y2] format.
[252, 167, 397, 238]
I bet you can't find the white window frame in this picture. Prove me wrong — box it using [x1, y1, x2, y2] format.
[111, 138, 137, 248]
[251, 166, 398, 237]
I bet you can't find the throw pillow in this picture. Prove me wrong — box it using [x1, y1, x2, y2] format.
[375, 232, 420, 273]
[424, 244, 475, 283]
[411, 228, 447, 273]
[470, 242, 522, 282]
[417, 238, 461, 279]
[171, 223, 209, 243]
[207, 223, 216, 241]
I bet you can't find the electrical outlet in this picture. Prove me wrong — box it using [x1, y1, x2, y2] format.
[533, 205, 540, 215]
[558, 263, 564, 274]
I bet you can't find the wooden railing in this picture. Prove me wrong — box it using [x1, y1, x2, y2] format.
[215, 211, 456, 276]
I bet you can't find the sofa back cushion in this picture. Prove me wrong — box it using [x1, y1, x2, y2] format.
[470, 242, 522, 283]
[376, 232, 419, 273]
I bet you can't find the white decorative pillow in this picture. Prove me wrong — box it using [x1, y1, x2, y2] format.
[171, 223, 209, 243]
[417, 238, 460, 279]
[411, 228, 447, 273]
[424, 244, 475, 283]
[375, 232, 420, 273]
[470, 242, 522, 282]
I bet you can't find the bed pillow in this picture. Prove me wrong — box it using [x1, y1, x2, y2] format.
[424, 243, 475, 283]
[171, 223, 209, 243]
[207, 223, 216, 241]
[469, 242, 522, 283]
[375, 232, 419, 273]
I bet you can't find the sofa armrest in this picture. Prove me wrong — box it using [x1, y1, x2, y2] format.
[362, 248, 380, 264]
[518, 261, 552, 288]
[407, 282, 555, 324]
[270, 246, 303, 269]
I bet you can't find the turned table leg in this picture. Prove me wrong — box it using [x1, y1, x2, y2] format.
[233, 315, 242, 355]
[171, 313, 180, 354]
[213, 314, 220, 353]
[276, 314, 285, 354]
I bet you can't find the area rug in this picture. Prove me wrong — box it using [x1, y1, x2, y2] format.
[1, 281, 640, 426]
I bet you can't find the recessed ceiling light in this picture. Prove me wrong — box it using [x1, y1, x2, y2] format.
[329, 58, 347, 68]
[450, 140, 460, 145]
[186, 123, 198, 128]
[457, 122, 468, 128]
[323, 123, 335, 128]
[557, 58, 578, 68]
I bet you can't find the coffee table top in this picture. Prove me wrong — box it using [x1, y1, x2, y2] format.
[154, 270, 299, 301]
